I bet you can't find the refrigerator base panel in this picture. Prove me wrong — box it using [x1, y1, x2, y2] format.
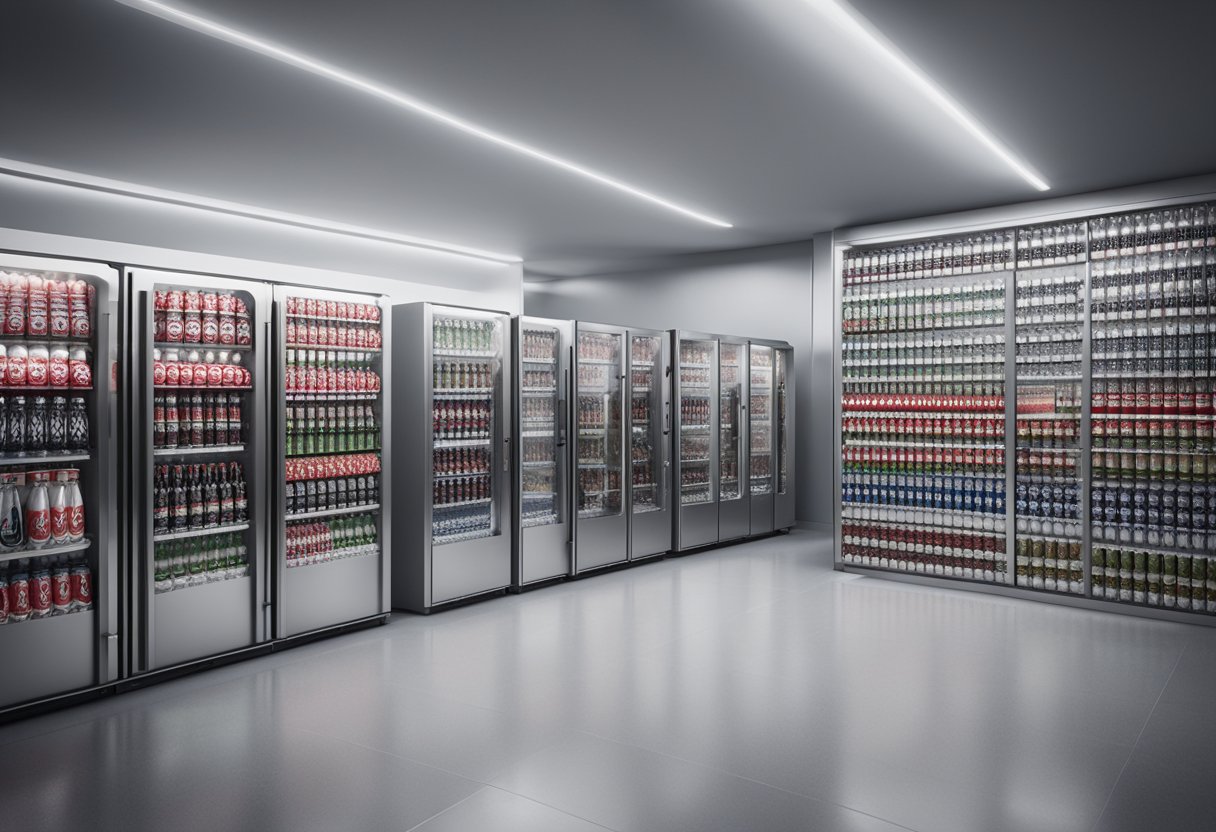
[678, 502, 718, 550]
[0, 610, 96, 710]
[283, 555, 383, 638]
[430, 534, 511, 608]
[519, 522, 570, 585]
[152, 577, 257, 670]
[750, 494, 776, 536]
[630, 508, 672, 561]
[719, 498, 750, 543]
[575, 514, 629, 573]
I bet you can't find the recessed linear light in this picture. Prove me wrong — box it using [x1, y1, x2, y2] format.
[802, 0, 1050, 192]
[0, 157, 523, 264]
[113, 0, 735, 229]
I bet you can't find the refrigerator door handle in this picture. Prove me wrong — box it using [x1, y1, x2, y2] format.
[503, 436, 510, 472]
[664, 399, 671, 437]
[557, 368, 568, 447]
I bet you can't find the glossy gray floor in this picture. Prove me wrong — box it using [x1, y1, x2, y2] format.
[3, 529, 1215, 832]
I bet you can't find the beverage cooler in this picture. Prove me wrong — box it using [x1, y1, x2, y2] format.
[718, 338, 749, 542]
[626, 327, 672, 560]
[392, 304, 512, 612]
[274, 288, 389, 637]
[674, 332, 719, 550]
[0, 255, 116, 711]
[748, 339, 795, 536]
[573, 323, 627, 573]
[126, 269, 268, 673]
[513, 317, 572, 586]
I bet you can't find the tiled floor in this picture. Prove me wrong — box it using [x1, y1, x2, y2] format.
[2, 529, 1213, 832]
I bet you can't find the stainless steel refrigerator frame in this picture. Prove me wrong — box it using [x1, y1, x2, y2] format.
[125, 268, 270, 673]
[718, 336, 750, 542]
[747, 338, 793, 536]
[773, 343, 796, 531]
[0, 253, 119, 712]
[673, 330, 720, 551]
[627, 325, 673, 561]
[572, 321, 629, 574]
[831, 180, 1216, 627]
[392, 302, 513, 612]
[271, 285, 391, 638]
[513, 315, 573, 586]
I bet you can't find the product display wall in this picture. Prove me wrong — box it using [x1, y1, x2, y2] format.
[838, 200, 1216, 621]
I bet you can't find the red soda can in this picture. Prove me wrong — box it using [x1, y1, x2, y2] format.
[304, 298, 317, 317]
[184, 311, 202, 343]
[218, 292, 235, 314]
[222, 363, 236, 387]
[8, 572, 30, 621]
[202, 292, 218, 312]
[165, 310, 184, 342]
[236, 316, 252, 346]
[30, 571, 52, 618]
[202, 312, 219, 344]
[305, 322, 319, 345]
[164, 359, 180, 386]
[286, 320, 297, 344]
[70, 564, 93, 610]
[336, 302, 348, 320]
[219, 314, 236, 345]
[207, 363, 224, 387]
[183, 290, 201, 311]
[0, 575, 8, 624]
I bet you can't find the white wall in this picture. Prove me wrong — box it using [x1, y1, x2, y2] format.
[524, 241, 823, 526]
[0, 175, 522, 311]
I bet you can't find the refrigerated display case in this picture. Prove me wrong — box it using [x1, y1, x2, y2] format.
[0, 255, 117, 712]
[627, 327, 672, 560]
[126, 269, 268, 672]
[748, 339, 794, 536]
[834, 194, 1216, 625]
[674, 332, 718, 550]
[392, 304, 512, 612]
[274, 287, 389, 637]
[514, 316, 572, 586]
[773, 346, 796, 531]
[718, 339, 748, 541]
[573, 323, 627, 573]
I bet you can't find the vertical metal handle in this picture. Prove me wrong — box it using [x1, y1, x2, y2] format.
[503, 436, 510, 472]
[557, 368, 569, 447]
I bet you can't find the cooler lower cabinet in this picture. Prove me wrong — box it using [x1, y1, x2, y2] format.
[128, 269, 269, 673]
[748, 342, 778, 535]
[275, 287, 389, 638]
[392, 303, 512, 612]
[627, 328, 671, 560]
[573, 323, 628, 573]
[514, 317, 572, 586]
[675, 333, 719, 550]
[0, 255, 117, 712]
[773, 346, 796, 531]
[718, 339, 749, 542]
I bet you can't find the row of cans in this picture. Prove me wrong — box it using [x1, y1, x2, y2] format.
[1014, 536, 1085, 594]
[1090, 482, 1215, 532]
[284, 453, 380, 483]
[0, 273, 93, 340]
[841, 388, 1005, 413]
[1092, 378, 1215, 415]
[0, 396, 90, 456]
[154, 393, 243, 449]
[433, 446, 490, 476]
[1091, 449, 1216, 483]
[1091, 548, 1216, 613]
[285, 296, 380, 322]
[841, 523, 1008, 583]
[843, 474, 1006, 516]
[0, 344, 92, 389]
[1091, 416, 1215, 449]
[842, 444, 1006, 473]
[285, 318, 381, 349]
[153, 350, 251, 389]
[433, 474, 491, 506]
[1014, 481, 1081, 520]
[843, 232, 1018, 284]
[845, 415, 1005, 441]
[284, 362, 380, 394]
[154, 308, 252, 347]
[284, 475, 378, 516]
[0, 557, 93, 624]
[432, 401, 491, 441]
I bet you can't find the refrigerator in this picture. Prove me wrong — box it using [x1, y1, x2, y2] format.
[272, 286, 390, 638]
[718, 337, 750, 542]
[674, 331, 719, 550]
[125, 269, 269, 673]
[627, 327, 673, 560]
[0, 254, 118, 712]
[748, 339, 796, 535]
[573, 322, 628, 573]
[392, 303, 512, 612]
[513, 316, 573, 586]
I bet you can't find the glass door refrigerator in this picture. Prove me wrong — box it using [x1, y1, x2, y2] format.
[274, 287, 390, 637]
[391, 303, 511, 612]
[126, 269, 268, 673]
[674, 331, 719, 550]
[572, 323, 627, 573]
[773, 344, 797, 531]
[627, 327, 672, 560]
[748, 339, 794, 535]
[0, 255, 117, 712]
[513, 316, 572, 586]
[718, 338, 749, 541]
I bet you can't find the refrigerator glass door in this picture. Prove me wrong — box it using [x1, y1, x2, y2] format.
[679, 339, 714, 506]
[719, 342, 744, 501]
[630, 334, 664, 514]
[278, 288, 387, 636]
[431, 312, 504, 544]
[776, 349, 789, 495]
[750, 345, 774, 495]
[0, 256, 116, 710]
[576, 331, 623, 519]
[520, 323, 562, 528]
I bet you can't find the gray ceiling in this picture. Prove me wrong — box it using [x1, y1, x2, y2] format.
[2, 0, 1214, 275]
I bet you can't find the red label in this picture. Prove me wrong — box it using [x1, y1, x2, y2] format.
[52, 572, 72, 611]
[71, 570, 92, 606]
[7, 356, 26, 386]
[51, 505, 68, 540]
[27, 509, 50, 544]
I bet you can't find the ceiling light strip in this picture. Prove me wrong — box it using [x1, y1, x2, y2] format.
[114, 0, 734, 228]
[804, 0, 1050, 192]
[0, 157, 522, 264]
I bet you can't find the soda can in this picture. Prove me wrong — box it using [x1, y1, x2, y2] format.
[29, 568, 52, 618]
[219, 314, 236, 345]
[184, 311, 202, 343]
[0, 574, 8, 624]
[70, 564, 93, 611]
[8, 569, 31, 621]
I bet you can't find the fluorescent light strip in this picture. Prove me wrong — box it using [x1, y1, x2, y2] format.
[802, 0, 1050, 192]
[114, 0, 734, 229]
[0, 157, 522, 264]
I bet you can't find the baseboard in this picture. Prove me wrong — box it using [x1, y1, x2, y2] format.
[796, 521, 832, 532]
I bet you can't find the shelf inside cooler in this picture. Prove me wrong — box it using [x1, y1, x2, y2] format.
[682, 458, 711, 464]
[285, 343, 381, 353]
[522, 460, 555, 467]
[287, 504, 380, 522]
[577, 461, 608, 468]
[434, 388, 494, 398]
[286, 446, 381, 459]
[433, 528, 494, 545]
[434, 498, 492, 509]
[0, 452, 92, 465]
[1088, 539, 1216, 561]
[521, 356, 556, 365]
[522, 514, 558, 528]
[680, 384, 711, 390]
[434, 438, 493, 448]
[1092, 413, 1213, 420]
[681, 424, 711, 432]
[154, 523, 250, 543]
[521, 388, 556, 394]
[155, 445, 246, 457]
[433, 349, 496, 359]
[287, 312, 381, 324]
[155, 341, 254, 351]
[155, 385, 251, 392]
[578, 427, 607, 434]
[520, 430, 556, 439]
[578, 358, 617, 366]
[633, 504, 663, 514]
[844, 439, 1006, 450]
[680, 362, 712, 368]
[0, 537, 92, 565]
[286, 392, 380, 401]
